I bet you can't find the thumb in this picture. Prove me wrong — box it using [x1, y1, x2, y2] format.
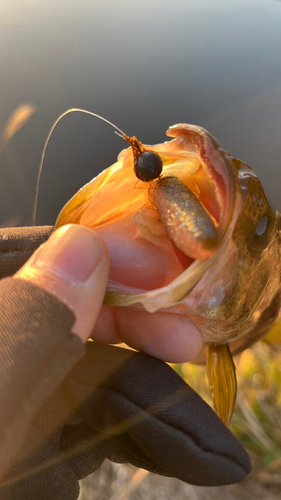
[15, 224, 110, 342]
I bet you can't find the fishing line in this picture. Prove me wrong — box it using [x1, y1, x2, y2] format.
[32, 108, 127, 225]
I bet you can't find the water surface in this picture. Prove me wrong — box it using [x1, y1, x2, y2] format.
[0, 0, 280, 225]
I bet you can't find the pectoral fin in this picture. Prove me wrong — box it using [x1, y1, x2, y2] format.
[262, 319, 281, 346]
[206, 342, 237, 426]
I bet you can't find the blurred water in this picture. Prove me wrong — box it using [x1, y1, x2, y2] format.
[0, 0, 280, 225]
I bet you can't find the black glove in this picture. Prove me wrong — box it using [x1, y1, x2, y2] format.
[0, 227, 251, 500]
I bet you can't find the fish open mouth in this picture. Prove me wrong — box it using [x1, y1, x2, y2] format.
[56, 124, 237, 313]
[55, 123, 241, 426]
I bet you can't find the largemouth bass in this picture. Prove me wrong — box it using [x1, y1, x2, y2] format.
[56, 123, 281, 425]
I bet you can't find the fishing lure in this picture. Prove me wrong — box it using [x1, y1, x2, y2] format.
[123, 134, 163, 182]
[33, 109, 163, 224]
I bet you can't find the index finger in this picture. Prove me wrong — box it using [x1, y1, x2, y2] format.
[91, 305, 203, 363]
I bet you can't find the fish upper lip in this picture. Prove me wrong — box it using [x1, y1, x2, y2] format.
[166, 124, 237, 241]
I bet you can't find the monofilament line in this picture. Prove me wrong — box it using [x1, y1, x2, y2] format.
[32, 108, 127, 225]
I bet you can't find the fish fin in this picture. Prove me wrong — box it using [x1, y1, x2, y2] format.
[206, 342, 237, 425]
[262, 319, 281, 346]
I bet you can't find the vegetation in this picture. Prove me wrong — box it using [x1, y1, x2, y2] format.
[80, 343, 281, 499]
[175, 343, 281, 470]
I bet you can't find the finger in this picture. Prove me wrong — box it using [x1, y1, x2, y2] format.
[92, 305, 203, 363]
[15, 224, 110, 342]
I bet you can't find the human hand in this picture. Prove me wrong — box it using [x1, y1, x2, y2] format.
[0, 225, 251, 500]
[14, 224, 203, 362]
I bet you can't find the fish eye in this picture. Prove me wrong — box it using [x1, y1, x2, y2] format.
[134, 151, 163, 182]
[255, 216, 268, 235]
[251, 213, 276, 252]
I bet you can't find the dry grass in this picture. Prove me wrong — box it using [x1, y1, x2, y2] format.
[79, 343, 281, 499]
[79, 460, 281, 500]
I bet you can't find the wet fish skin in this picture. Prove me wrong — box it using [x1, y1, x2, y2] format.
[191, 159, 281, 349]
[149, 175, 218, 260]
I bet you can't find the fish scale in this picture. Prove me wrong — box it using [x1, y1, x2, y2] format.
[148, 175, 218, 260]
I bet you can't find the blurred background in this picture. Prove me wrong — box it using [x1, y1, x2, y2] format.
[0, 0, 280, 226]
[1, 0, 281, 498]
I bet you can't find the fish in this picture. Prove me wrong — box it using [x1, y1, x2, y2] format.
[55, 122, 281, 425]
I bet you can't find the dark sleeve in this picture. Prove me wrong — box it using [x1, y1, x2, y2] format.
[0, 226, 53, 278]
[0, 277, 85, 477]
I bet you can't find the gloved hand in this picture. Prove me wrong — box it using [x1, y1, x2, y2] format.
[0, 226, 251, 500]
